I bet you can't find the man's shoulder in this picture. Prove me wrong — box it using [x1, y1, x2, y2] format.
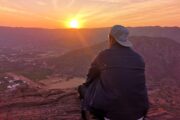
[93, 49, 110, 62]
[130, 49, 145, 65]
[98, 48, 111, 56]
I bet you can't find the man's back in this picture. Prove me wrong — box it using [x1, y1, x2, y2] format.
[87, 43, 149, 120]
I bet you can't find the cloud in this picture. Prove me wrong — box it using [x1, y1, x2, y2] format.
[52, 0, 59, 10]
[0, 0, 179, 27]
[66, 0, 76, 8]
[90, 0, 121, 3]
[36, 1, 47, 6]
[0, 6, 28, 14]
[0, 5, 57, 22]
[89, 0, 150, 4]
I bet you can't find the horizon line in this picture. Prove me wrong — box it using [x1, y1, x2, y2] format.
[0, 25, 180, 30]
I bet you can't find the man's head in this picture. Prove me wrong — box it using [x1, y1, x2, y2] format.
[108, 25, 132, 48]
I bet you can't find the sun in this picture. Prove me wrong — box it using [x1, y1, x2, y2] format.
[69, 19, 80, 28]
[65, 18, 82, 29]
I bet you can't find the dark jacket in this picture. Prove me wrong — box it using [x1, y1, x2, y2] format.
[85, 43, 149, 120]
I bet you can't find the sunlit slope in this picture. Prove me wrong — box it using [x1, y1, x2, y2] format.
[48, 36, 180, 84]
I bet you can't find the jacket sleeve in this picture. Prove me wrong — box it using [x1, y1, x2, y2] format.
[85, 55, 101, 86]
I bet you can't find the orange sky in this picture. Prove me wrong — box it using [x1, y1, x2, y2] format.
[0, 0, 180, 28]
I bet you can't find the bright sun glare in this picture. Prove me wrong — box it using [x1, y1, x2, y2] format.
[69, 19, 79, 28]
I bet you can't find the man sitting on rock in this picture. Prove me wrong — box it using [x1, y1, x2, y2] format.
[79, 25, 149, 120]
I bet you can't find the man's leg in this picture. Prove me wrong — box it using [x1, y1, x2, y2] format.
[103, 117, 145, 120]
[138, 117, 144, 120]
[90, 108, 105, 120]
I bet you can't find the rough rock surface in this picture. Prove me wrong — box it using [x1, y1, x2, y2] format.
[0, 74, 180, 120]
[0, 87, 180, 120]
[0, 88, 81, 120]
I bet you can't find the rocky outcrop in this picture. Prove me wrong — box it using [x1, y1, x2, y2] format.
[0, 88, 81, 120]
[0, 74, 80, 120]
[0, 78, 180, 120]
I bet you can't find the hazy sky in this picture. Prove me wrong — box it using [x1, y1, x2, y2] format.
[0, 0, 180, 28]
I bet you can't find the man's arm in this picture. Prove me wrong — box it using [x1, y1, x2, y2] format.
[85, 55, 100, 86]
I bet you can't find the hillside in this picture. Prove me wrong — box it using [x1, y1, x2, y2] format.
[47, 36, 180, 119]
[47, 42, 107, 78]
[48, 36, 180, 81]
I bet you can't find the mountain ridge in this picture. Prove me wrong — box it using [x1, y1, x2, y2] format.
[1, 26, 180, 58]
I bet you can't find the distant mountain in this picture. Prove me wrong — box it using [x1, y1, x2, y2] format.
[0, 26, 180, 53]
[0, 26, 108, 52]
[129, 26, 180, 43]
[1, 26, 180, 82]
